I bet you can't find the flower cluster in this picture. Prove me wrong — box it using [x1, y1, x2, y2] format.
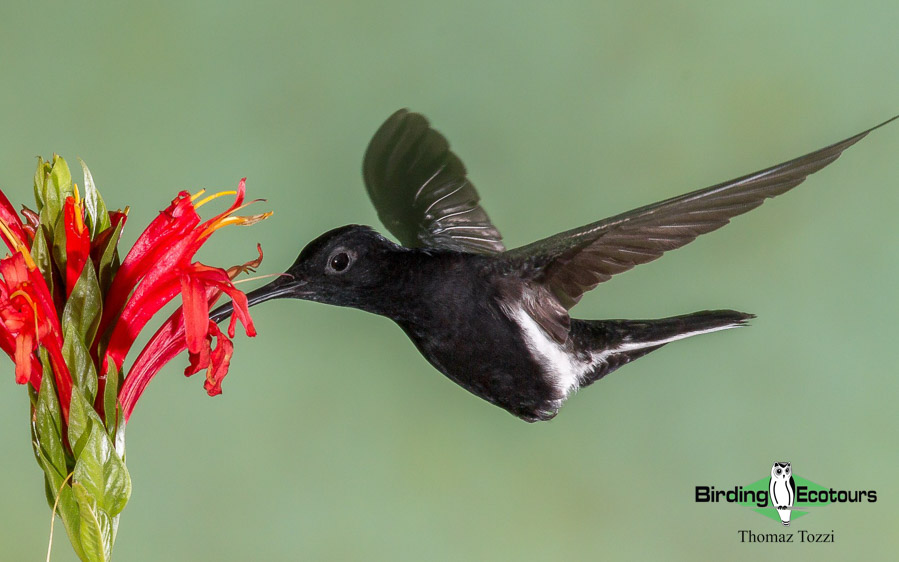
[2, 155, 268, 562]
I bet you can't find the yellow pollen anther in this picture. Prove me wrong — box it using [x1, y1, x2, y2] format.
[0, 220, 36, 269]
[10, 289, 40, 330]
[0, 220, 17, 245]
[195, 190, 238, 209]
[200, 211, 273, 239]
[190, 189, 207, 202]
[72, 186, 86, 234]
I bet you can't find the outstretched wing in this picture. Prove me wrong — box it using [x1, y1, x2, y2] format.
[362, 109, 505, 254]
[508, 116, 897, 310]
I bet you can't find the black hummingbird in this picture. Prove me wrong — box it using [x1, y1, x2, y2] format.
[213, 110, 895, 422]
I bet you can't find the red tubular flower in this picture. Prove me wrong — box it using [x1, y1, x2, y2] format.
[0, 193, 28, 253]
[63, 193, 91, 297]
[0, 191, 28, 251]
[0, 254, 47, 386]
[0, 212, 72, 418]
[98, 179, 269, 419]
[120, 247, 264, 419]
[8, 156, 269, 562]
[2, 163, 268, 425]
[97, 192, 201, 346]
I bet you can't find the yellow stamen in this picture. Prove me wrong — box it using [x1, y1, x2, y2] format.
[0, 220, 36, 269]
[200, 211, 273, 239]
[72, 183, 85, 234]
[0, 220, 17, 246]
[190, 189, 207, 201]
[194, 190, 238, 209]
[10, 289, 40, 331]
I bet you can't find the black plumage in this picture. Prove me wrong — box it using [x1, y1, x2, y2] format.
[213, 110, 895, 421]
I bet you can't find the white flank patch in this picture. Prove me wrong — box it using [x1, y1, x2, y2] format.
[506, 303, 745, 399]
[505, 305, 592, 397]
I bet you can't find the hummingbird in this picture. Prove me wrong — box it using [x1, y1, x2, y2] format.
[213, 110, 895, 422]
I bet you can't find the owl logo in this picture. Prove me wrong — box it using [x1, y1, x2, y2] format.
[769, 462, 796, 526]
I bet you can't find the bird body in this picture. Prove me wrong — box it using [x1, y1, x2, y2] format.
[213, 110, 896, 421]
[255, 225, 752, 420]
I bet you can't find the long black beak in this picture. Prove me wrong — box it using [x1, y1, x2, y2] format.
[209, 274, 307, 324]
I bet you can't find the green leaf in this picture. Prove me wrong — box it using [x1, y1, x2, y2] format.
[33, 352, 72, 467]
[94, 219, 125, 296]
[34, 156, 44, 208]
[48, 154, 73, 209]
[63, 325, 99, 402]
[69, 390, 132, 517]
[50, 208, 68, 278]
[73, 482, 113, 562]
[67, 384, 93, 460]
[51, 478, 87, 562]
[34, 349, 75, 468]
[37, 154, 71, 236]
[33, 156, 51, 211]
[40, 155, 75, 264]
[30, 351, 84, 560]
[78, 159, 112, 239]
[62, 259, 103, 348]
[27, 382, 38, 408]
[30, 225, 55, 293]
[32, 366, 69, 481]
[73, 429, 131, 517]
[113, 407, 126, 459]
[102, 361, 122, 437]
[36, 467, 85, 562]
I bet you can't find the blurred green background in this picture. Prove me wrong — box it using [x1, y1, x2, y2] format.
[1, 1, 897, 560]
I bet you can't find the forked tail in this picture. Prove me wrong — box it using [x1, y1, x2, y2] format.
[572, 310, 754, 387]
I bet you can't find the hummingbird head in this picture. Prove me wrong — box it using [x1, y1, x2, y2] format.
[236, 224, 407, 314]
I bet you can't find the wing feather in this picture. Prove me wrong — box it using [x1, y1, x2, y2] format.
[362, 109, 505, 254]
[508, 116, 897, 309]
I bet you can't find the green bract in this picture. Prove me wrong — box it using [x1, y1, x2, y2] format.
[1, 156, 266, 561]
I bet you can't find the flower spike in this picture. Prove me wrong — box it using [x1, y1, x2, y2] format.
[3, 155, 269, 561]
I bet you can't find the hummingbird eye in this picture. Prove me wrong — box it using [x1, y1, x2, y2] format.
[327, 251, 352, 273]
